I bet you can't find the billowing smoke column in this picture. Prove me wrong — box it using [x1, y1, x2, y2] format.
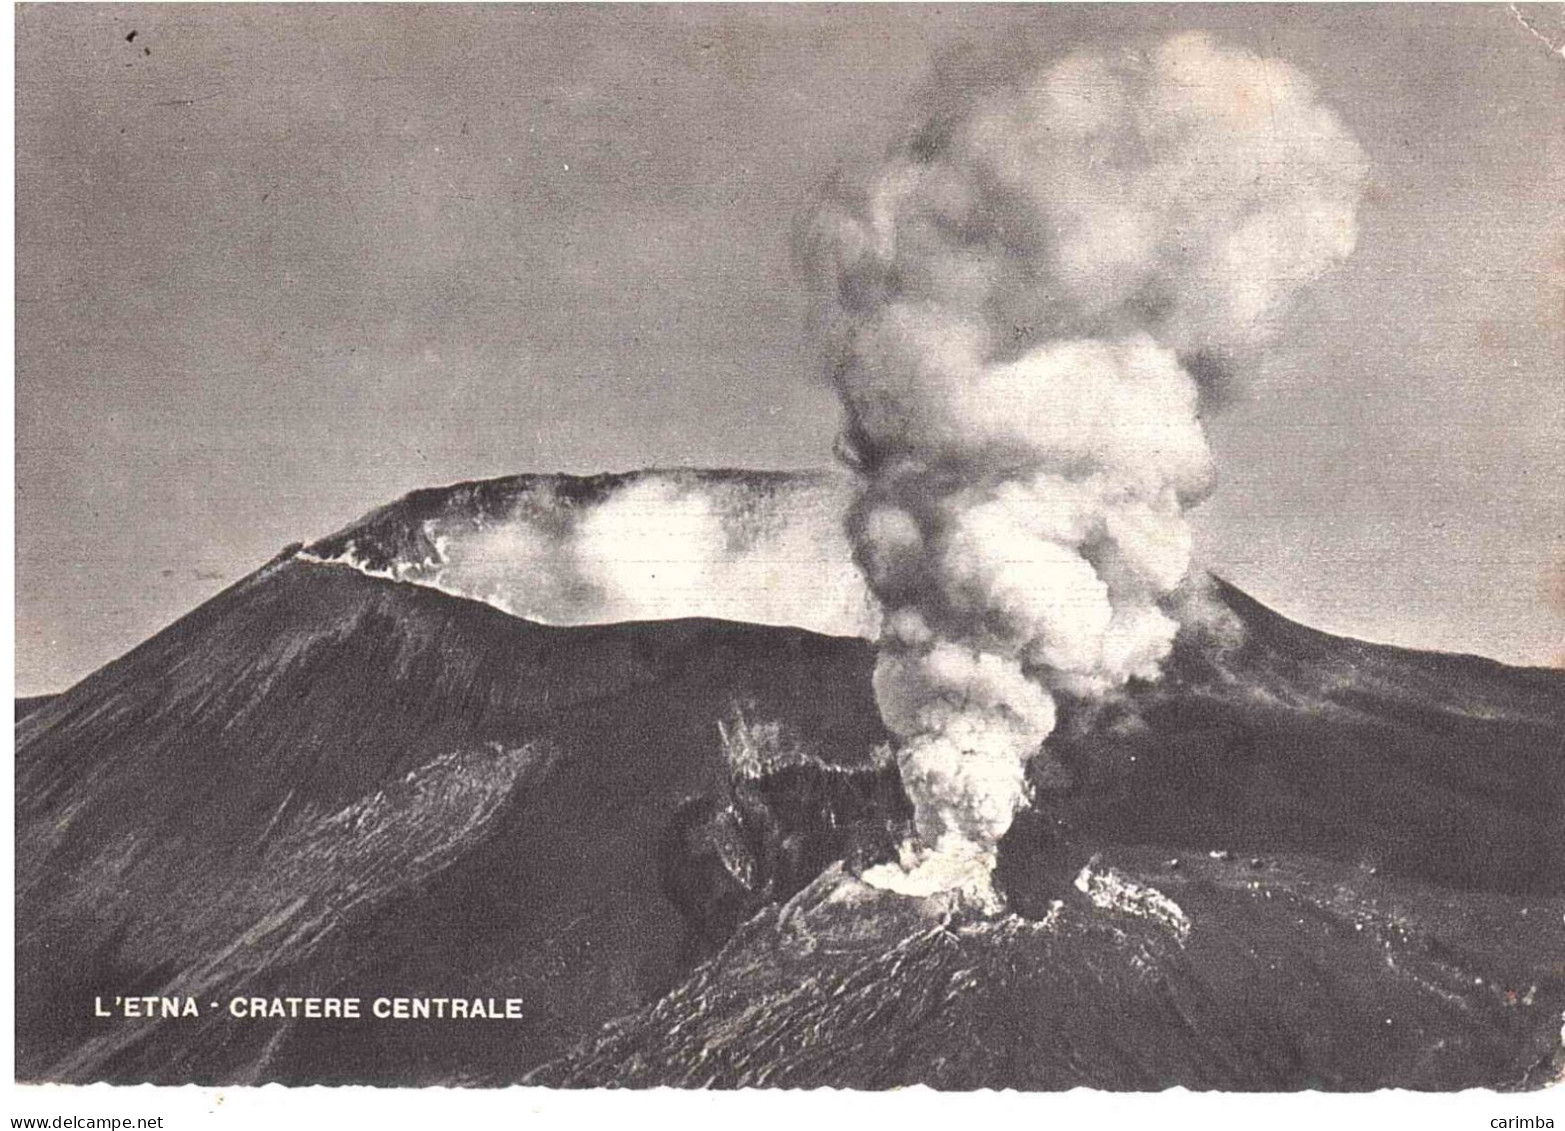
[801, 33, 1366, 906]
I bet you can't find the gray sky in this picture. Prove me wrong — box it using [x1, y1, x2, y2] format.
[15, 3, 1565, 694]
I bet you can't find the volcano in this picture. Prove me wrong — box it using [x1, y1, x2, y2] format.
[14, 472, 1565, 1090]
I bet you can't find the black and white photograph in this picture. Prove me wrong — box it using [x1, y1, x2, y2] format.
[9, 1, 1564, 1119]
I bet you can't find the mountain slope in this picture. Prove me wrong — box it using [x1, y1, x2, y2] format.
[14, 532, 1565, 1088]
[535, 853, 1563, 1091]
[1030, 577, 1565, 904]
[534, 579, 1565, 1091]
[16, 549, 891, 1084]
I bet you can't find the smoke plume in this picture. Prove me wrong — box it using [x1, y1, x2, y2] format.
[801, 33, 1366, 906]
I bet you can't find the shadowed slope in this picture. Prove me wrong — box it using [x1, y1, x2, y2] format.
[16, 550, 888, 1083]
[535, 853, 1563, 1091]
[532, 583, 1565, 1091]
[14, 538, 1565, 1087]
[1025, 577, 1565, 908]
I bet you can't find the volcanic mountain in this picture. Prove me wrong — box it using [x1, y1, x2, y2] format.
[14, 471, 1565, 1089]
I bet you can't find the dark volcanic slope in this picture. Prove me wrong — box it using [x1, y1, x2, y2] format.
[15, 695, 57, 721]
[15, 550, 890, 1084]
[15, 546, 1565, 1088]
[1031, 577, 1565, 904]
[535, 583, 1565, 1091]
[537, 854, 1564, 1091]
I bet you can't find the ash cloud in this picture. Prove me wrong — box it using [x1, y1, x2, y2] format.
[800, 33, 1367, 906]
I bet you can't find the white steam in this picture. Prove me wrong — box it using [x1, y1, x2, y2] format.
[802, 33, 1366, 905]
[306, 472, 880, 639]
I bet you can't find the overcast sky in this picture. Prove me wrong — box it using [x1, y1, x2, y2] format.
[15, 3, 1564, 694]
